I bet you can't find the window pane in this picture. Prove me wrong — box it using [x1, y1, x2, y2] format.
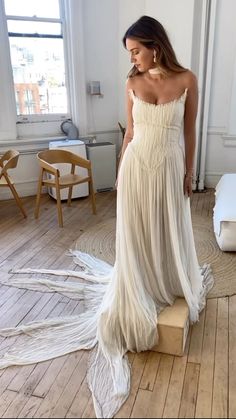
[4, 0, 60, 19]
[8, 20, 61, 36]
[9, 37, 68, 115]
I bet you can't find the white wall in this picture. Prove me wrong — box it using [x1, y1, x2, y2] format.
[145, 0, 195, 67]
[205, 0, 236, 187]
[83, 0, 119, 134]
[117, 0, 145, 133]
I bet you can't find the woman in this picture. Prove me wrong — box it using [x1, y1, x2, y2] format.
[114, 15, 213, 323]
[118, 16, 197, 198]
[0, 16, 213, 419]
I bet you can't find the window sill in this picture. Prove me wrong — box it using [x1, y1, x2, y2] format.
[0, 135, 66, 148]
[16, 115, 70, 124]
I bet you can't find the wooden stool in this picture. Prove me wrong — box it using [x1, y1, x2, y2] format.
[152, 298, 189, 356]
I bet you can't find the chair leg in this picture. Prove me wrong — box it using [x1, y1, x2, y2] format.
[89, 179, 96, 214]
[8, 181, 27, 218]
[67, 186, 73, 206]
[34, 168, 43, 219]
[55, 179, 63, 227]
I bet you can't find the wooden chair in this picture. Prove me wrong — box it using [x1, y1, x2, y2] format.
[0, 150, 27, 218]
[117, 122, 126, 173]
[34, 149, 96, 227]
[118, 121, 126, 140]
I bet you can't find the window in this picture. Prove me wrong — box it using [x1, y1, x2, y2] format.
[4, 0, 69, 122]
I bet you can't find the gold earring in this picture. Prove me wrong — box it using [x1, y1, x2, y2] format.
[153, 50, 157, 63]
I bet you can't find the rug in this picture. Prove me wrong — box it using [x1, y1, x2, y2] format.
[75, 215, 236, 299]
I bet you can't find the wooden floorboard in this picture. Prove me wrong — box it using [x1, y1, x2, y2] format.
[212, 297, 228, 418]
[229, 295, 236, 418]
[195, 299, 217, 418]
[0, 190, 235, 418]
[179, 363, 200, 418]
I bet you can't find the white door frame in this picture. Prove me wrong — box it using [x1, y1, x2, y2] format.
[193, 0, 217, 190]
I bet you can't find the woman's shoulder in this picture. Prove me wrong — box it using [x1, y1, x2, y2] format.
[181, 69, 198, 88]
[126, 75, 139, 87]
[126, 74, 144, 94]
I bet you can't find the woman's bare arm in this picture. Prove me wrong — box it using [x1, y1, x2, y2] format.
[184, 73, 198, 174]
[183, 73, 198, 195]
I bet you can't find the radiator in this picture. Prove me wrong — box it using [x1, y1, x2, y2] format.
[86, 142, 116, 192]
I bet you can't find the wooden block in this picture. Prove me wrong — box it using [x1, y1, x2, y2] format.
[152, 298, 189, 356]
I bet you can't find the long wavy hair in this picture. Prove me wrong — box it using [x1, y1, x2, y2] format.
[123, 15, 187, 78]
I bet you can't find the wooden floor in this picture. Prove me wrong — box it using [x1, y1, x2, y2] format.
[0, 190, 235, 418]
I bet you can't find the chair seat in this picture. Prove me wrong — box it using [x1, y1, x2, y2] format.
[44, 174, 90, 188]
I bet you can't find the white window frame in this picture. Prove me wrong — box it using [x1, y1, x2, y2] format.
[4, 0, 71, 125]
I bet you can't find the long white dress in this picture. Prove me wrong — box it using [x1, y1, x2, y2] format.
[0, 88, 213, 418]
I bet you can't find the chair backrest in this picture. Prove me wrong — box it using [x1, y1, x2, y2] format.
[0, 150, 19, 178]
[37, 149, 91, 170]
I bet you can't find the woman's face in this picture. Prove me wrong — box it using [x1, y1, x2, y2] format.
[126, 38, 154, 72]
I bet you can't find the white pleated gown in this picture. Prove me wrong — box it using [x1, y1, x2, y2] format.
[0, 88, 213, 418]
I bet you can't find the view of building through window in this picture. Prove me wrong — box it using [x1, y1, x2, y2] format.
[9, 37, 67, 115]
[4, 0, 68, 117]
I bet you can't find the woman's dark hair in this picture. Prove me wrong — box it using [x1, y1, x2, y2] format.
[123, 15, 187, 77]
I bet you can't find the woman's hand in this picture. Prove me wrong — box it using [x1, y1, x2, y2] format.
[184, 174, 193, 197]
